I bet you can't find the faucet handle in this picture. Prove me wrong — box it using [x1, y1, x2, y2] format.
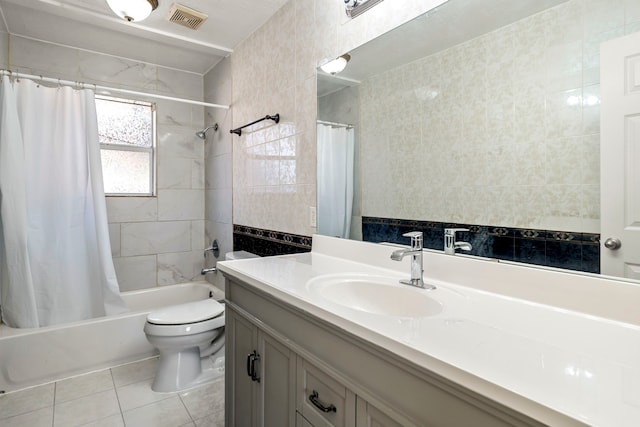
[402, 231, 423, 250]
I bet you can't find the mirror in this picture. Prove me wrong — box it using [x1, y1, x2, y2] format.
[317, 0, 624, 277]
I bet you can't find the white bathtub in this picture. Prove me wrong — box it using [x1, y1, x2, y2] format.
[0, 281, 223, 393]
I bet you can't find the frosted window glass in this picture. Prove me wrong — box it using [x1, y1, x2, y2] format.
[100, 149, 150, 194]
[96, 98, 152, 147]
[95, 96, 155, 195]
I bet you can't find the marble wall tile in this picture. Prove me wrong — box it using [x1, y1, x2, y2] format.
[157, 251, 202, 285]
[9, 37, 80, 81]
[113, 255, 157, 292]
[157, 190, 204, 221]
[77, 51, 157, 91]
[0, 32, 8, 69]
[106, 197, 157, 223]
[157, 157, 193, 189]
[205, 189, 232, 224]
[109, 223, 121, 258]
[157, 67, 203, 99]
[121, 221, 192, 256]
[192, 220, 205, 251]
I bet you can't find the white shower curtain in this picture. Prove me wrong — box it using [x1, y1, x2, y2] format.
[0, 76, 126, 328]
[317, 124, 355, 239]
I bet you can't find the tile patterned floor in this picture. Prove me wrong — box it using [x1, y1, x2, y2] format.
[0, 358, 224, 427]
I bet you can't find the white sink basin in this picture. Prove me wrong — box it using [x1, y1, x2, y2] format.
[306, 274, 442, 318]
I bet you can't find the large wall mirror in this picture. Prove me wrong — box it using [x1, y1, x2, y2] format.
[317, 0, 640, 280]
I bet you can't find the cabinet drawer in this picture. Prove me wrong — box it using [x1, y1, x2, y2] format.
[298, 358, 355, 427]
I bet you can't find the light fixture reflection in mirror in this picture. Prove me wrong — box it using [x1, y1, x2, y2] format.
[320, 54, 351, 75]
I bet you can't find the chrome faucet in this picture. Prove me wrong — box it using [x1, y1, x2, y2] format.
[390, 231, 435, 290]
[201, 267, 217, 275]
[444, 228, 472, 255]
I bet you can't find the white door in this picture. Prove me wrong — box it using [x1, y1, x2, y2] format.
[601, 31, 640, 278]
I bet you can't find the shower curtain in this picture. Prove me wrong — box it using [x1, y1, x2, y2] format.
[317, 124, 355, 239]
[0, 76, 126, 328]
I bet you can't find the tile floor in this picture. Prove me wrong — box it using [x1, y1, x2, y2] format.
[0, 358, 224, 427]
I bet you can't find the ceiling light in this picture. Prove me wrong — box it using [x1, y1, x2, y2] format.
[106, 0, 159, 22]
[320, 54, 351, 75]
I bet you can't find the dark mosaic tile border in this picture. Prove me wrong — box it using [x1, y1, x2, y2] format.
[362, 217, 600, 274]
[233, 224, 312, 257]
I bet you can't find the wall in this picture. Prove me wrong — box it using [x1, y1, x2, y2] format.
[204, 57, 233, 289]
[2, 34, 206, 292]
[230, 0, 448, 237]
[359, 0, 640, 234]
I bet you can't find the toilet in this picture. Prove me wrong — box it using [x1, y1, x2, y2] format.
[144, 250, 258, 392]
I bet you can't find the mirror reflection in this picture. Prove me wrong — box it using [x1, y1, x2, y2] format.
[317, 0, 638, 278]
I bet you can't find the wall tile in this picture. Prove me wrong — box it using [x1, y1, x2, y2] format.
[157, 190, 204, 221]
[157, 157, 192, 189]
[106, 197, 157, 223]
[109, 223, 121, 258]
[121, 221, 192, 256]
[157, 251, 202, 285]
[113, 255, 157, 292]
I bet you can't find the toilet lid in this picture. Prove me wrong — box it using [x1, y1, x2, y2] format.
[147, 299, 224, 325]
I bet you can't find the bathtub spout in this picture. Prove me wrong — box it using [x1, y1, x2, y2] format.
[201, 267, 217, 275]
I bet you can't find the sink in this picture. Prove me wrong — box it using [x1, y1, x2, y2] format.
[306, 274, 442, 318]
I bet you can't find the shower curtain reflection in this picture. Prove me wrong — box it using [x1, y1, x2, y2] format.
[317, 123, 355, 239]
[0, 76, 126, 328]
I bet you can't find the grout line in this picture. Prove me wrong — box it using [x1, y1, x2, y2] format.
[109, 367, 127, 426]
[51, 381, 56, 427]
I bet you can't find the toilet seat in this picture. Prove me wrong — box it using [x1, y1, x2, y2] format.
[144, 299, 225, 337]
[147, 299, 224, 325]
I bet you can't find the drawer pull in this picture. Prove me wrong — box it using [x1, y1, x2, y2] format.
[309, 390, 337, 413]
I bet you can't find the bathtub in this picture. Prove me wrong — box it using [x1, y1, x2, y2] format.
[0, 281, 223, 393]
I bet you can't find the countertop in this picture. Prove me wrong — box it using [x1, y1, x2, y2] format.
[217, 235, 640, 427]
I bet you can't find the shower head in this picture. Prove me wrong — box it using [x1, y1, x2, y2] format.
[196, 123, 219, 139]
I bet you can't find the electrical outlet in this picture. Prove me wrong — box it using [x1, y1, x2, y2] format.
[310, 207, 317, 227]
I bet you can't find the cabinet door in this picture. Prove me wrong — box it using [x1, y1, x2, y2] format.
[297, 412, 316, 427]
[298, 358, 356, 427]
[226, 306, 259, 427]
[258, 330, 296, 427]
[356, 396, 405, 427]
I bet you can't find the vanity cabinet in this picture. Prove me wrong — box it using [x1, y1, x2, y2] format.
[225, 275, 551, 427]
[226, 305, 296, 427]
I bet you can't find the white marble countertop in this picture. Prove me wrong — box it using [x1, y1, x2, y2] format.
[217, 235, 640, 427]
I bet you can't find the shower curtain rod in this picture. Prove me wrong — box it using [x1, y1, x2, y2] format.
[0, 69, 230, 110]
[317, 119, 354, 129]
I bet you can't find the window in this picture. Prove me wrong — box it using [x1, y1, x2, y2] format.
[95, 96, 156, 195]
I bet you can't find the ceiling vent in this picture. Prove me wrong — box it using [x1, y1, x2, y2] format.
[166, 3, 207, 30]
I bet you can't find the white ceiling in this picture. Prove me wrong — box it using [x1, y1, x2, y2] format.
[0, 0, 289, 74]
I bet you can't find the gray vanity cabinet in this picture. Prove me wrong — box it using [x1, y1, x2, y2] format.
[297, 358, 356, 427]
[224, 275, 550, 427]
[226, 305, 296, 427]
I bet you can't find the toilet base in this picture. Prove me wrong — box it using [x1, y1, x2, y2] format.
[151, 346, 225, 393]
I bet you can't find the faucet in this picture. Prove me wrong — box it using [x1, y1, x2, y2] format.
[390, 231, 435, 290]
[444, 228, 473, 255]
[201, 239, 220, 275]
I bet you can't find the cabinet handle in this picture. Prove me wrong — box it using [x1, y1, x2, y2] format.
[309, 390, 337, 413]
[246, 350, 260, 383]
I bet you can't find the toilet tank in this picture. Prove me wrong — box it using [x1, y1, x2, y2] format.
[225, 250, 259, 261]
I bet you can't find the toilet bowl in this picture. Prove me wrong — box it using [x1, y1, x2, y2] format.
[144, 250, 259, 392]
[144, 298, 225, 392]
